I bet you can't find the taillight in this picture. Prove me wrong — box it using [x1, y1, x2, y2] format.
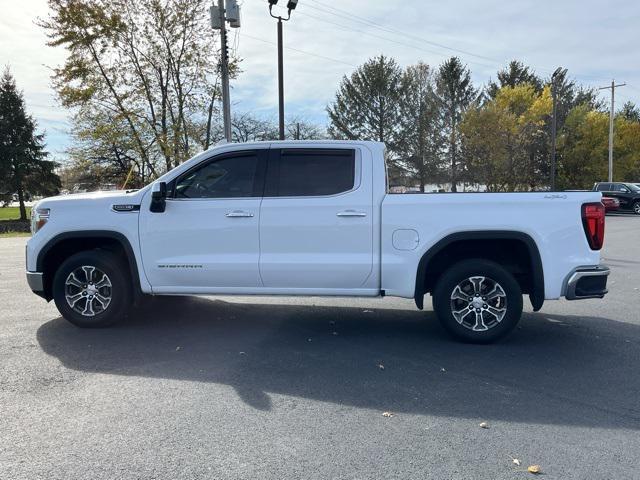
[581, 202, 605, 250]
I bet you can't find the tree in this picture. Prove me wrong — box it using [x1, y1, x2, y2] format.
[461, 84, 551, 191]
[620, 101, 640, 122]
[327, 55, 404, 150]
[0, 68, 60, 219]
[487, 60, 543, 98]
[40, 0, 233, 185]
[435, 57, 477, 191]
[396, 62, 443, 191]
[286, 117, 326, 140]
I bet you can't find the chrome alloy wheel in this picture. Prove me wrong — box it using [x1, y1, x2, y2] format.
[64, 266, 112, 317]
[450, 276, 507, 332]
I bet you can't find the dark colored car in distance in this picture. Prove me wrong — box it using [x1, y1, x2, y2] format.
[593, 182, 640, 215]
[602, 196, 620, 212]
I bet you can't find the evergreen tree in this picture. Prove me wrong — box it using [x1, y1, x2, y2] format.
[327, 55, 404, 150]
[397, 62, 443, 191]
[435, 57, 477, 192]
[0, 68, 60, 220]
[487, 61, 543, 98]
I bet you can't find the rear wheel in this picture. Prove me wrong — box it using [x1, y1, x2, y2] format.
[633, 201, 640, 215]
[53, 250, 131, 328]
[433, 259, 523, 343]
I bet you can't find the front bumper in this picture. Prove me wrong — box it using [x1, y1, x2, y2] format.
[26, 271, 47, 299]
[565, 265, 610, 300]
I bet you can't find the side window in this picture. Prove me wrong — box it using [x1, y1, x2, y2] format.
[596, 183, 609, 192]
[615, 184, 629, 192]
[270, 149, 356, 197]
[174, 153, 258, 199]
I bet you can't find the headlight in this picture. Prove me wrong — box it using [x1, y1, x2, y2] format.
[30, 207, 50, 235]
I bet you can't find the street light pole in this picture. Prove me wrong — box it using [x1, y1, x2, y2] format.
[268, 0, 298, 140]
[277, 17, 285, 140]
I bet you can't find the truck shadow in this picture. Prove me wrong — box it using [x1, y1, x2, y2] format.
[36, 296, 640, 429]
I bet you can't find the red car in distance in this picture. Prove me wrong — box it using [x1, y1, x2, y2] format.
[602, 196, 620, 212]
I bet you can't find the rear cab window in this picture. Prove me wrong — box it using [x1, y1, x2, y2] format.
[266, 149, 356, 197]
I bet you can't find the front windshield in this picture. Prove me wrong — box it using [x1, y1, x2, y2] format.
[628, 183, 640, 193]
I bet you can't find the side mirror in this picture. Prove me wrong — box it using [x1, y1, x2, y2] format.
[150, 181, 167, 213]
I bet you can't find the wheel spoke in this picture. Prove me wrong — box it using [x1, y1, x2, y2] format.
[65, 292, 84, 307]
[485, 283, 506, 301]
[82, 266, 95, 283]
[470, 276, 485, 295]
[94, 275, 112, 289]
[452, 308, 472, 323]
[82, 297, 96, 316]
[450, 285, 469, 301]
[472, 311, 489, 331]
[485, 306, 507, 321]
[94, 293, 111, 309]
[66, 273, 84, 289]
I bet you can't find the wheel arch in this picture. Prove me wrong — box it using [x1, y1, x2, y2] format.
[414, 230, 545, 312]
[37, 230, 142, 301]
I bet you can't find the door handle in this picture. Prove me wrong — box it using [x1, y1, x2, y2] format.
[336, 210, 367, 217]
[225, 210, 254, 218]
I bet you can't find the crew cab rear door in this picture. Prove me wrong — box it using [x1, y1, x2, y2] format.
[259, 147, 374, 290]
[139, 148, 267, 291]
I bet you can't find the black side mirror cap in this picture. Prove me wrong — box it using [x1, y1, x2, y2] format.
[150, 181, 167, 213]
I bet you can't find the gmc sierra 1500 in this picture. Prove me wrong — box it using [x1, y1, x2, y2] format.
[26, 141, 609, 343]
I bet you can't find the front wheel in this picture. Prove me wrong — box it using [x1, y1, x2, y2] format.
[433, 259, 523, 343]
[52, 250, 132, 328]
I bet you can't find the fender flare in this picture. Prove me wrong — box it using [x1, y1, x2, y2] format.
[414, 230, 545, 311]
[37, 230, 143, 300]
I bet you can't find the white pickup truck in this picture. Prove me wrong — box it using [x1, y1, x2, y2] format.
[26, 141, 610, 343]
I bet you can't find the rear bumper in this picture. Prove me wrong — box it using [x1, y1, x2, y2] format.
[564, 265, 610, 300]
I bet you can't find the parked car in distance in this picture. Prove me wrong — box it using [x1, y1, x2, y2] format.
[602, 196, 620, 212]
[26, 141, 610, 344]
[593, 182, 640, 214]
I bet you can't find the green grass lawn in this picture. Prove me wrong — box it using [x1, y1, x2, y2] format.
[0, 206, 31, 221]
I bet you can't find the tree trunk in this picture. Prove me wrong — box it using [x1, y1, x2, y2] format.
[16, 185, 27, 221]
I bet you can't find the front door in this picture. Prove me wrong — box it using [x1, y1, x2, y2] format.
[139, 149, 267, 291]
[259, 147, 374, 290]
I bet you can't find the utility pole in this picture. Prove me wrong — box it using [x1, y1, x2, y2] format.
[598, 80, 626, 182]
[268, 0, 299, 140]
[550, 67, 566, 191]
[210, 0, 241, 142]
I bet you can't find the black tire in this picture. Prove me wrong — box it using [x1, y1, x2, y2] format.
[633, 201, 640, 215]
[432, 259, 523, 344]
[53, 250, 132, 328]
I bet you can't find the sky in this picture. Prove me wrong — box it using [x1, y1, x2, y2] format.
[1, 0, 639, 160]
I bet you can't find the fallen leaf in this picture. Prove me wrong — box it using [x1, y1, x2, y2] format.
[527, 465, 541, 474]
[479, 421, 489, 429]
[382, 411, 394, 418]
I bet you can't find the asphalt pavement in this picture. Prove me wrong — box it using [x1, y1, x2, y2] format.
[1, 214, 639, 479]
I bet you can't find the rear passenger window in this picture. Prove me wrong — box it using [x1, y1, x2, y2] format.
[596, 183, 609, 191]
[271, 149, 355, 197]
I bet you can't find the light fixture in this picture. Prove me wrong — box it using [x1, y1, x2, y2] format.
[287, 0, 298, 10]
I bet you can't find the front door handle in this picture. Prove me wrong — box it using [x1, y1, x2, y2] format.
[336, 210, 367, 217]
[225, 210, 254, 218]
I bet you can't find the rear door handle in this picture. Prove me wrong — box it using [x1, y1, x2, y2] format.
[225, 210, 254, 218]
[336, 210, 367, 217]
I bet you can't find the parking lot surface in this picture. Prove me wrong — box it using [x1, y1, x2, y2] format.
[1, 214, 639, 479]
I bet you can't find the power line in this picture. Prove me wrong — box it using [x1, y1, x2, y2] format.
[240, 32, 357, 67]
